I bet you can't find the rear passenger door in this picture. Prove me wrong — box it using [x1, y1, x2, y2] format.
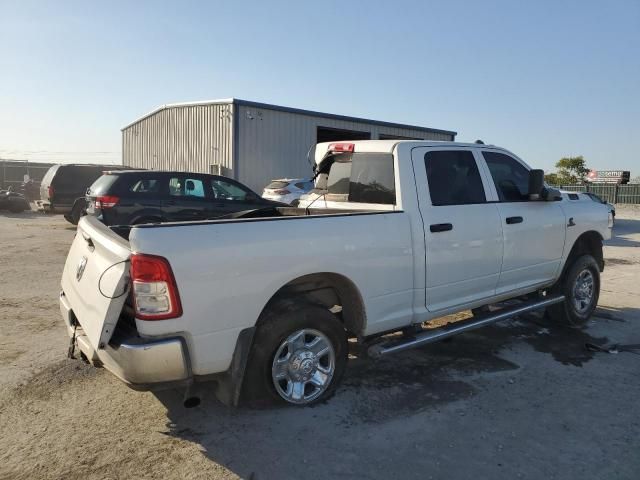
[164, 175, 211, 221]
[412, 148, 503, 312]
[478, 150, 566, 293]
[117, 175, 166, 222]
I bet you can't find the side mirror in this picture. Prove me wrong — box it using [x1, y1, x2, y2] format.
[541, 186, 562, 202]
[528, 169, 545, 198]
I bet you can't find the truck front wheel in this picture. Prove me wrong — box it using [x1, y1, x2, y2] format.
[548, 254, 600, 326]
[243, 302, 348, 406]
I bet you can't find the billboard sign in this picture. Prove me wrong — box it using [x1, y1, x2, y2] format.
[586, 170, 630, 184]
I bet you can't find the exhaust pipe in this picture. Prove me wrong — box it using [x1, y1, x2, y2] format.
[183, 383, 201, 408]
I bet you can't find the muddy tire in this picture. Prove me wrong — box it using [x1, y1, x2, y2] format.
[70, 199, 86, 225]
[242, 302, 348, 406]
[548, 254, 600, 326]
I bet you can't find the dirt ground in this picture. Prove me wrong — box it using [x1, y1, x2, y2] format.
[1, 207, 639, 480]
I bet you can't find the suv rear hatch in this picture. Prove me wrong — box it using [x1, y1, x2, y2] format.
[39, 164, 59, 204]
[85, 173, 121, 217]
[61, 215, 131, 350]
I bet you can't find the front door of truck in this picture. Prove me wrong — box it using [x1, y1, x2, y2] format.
[478, 150, 566, 294]
[412, 147, 504, 312]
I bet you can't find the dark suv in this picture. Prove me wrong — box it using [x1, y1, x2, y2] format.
[86, 170, 283, 225]
[39, 164, 132, 223]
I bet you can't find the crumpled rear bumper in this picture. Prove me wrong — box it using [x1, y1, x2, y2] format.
[60, 291, 191, 389]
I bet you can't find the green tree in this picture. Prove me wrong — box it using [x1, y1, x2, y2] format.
[544, 172, 559, 185]
[555, 156, 589, 184]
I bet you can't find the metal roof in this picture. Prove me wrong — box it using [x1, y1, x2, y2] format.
[121, 98, 457, 137]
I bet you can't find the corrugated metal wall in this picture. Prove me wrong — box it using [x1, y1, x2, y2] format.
[122, 103, 234, 175]
[122, 101, 454, 192]
[236, 105, 453, 192]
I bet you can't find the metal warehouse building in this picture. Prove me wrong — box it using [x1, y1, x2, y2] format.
[122, 98, 456, 192]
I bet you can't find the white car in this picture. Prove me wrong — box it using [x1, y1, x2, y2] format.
[262, 178, 314, 206]
[583, 192, 615, 224]
[60, 140, 611, 408]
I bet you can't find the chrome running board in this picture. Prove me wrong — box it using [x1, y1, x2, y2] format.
[368, 294, 565, 358]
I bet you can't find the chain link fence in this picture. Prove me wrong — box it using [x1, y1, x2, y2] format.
[552, 183, 640, 204]
[0, 160, 54, 190]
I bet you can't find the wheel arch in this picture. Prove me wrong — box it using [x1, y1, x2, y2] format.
[258, 272, 367, 337]
[563, 230, 604, 276]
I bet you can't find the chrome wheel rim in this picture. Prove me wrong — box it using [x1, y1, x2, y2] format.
[572, 269, 595, 314]
[272, 329, 335, 405]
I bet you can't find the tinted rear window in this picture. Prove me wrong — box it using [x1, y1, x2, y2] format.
[128, 178, 162, 194]
[88, 174, 120, 195]
[54, 166, 104, 189]
[266, 181, 289, 189]
[326, 153, 395, 204]
[425, 150, 486, 206]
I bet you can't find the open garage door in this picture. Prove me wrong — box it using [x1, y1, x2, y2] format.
[317, 126, 371, 143]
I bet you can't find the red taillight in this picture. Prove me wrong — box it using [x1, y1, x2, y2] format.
[47, 185, 54, 199]
[95, 195, 119, 209]
[274, 189, 291, 195]
[328, 143, 355, 153]
[130, 254, 182, 320]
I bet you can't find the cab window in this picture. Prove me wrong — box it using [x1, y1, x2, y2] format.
[424, 150, 486, 206]
[482, 151, 529, 202]
[326, 153, 395, 205]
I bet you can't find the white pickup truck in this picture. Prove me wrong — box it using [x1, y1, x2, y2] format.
[60, 141, 612, 407]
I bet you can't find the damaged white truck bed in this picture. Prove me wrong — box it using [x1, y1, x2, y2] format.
[60, 140, 612, 407]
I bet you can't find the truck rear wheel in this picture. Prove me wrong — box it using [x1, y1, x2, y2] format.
[243, 302, 348, 406]
[69, 199, 87, 225]
[548, 254, 600, 326]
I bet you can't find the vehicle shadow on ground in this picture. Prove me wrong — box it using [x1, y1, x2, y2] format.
[0, 210, 39, 219]
[154, 308, 629, 479]
[606, 218, 640, 247]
